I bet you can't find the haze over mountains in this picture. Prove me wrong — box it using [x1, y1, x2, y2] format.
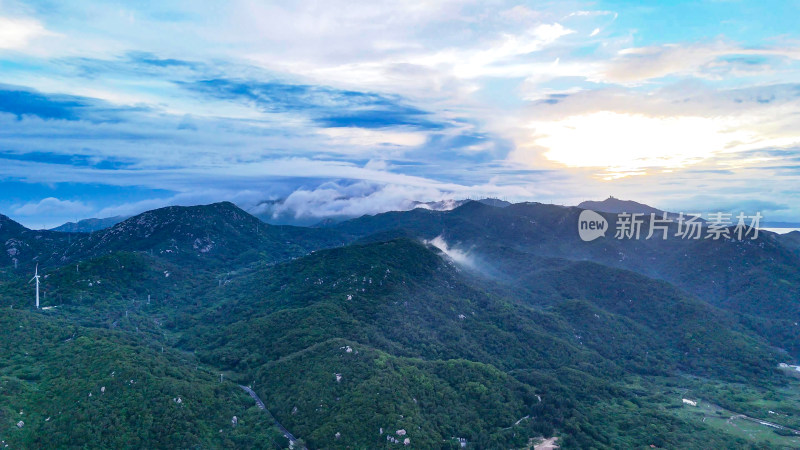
[47, 198, 512, 232]
[2, 199, 800, 448]
[45, 195, 800, 237]
[49, 195, 800, 235]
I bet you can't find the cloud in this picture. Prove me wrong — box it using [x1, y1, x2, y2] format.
[0, 82, 445, 168]
[512, 80, 800, 178]
[127, 51, 200, 69]
[268, 181, 445, 219]
[499, 5, 542, 22]
[319, 127, 427, 148]
[12, 197, 92, 216]
[0, 86, 90, 120]
[425, 235, 477, 269]
[0, 84, 154, 123]
[249, 176, 537, 223]
[370, 22, 575, 82]
[2, 0, 800, 227]
[598, 43, 800, 84]
[55, 175, 531, 228]
[659, 195, 791, 217]
[181, 78, 443, 130]
[0, 16, 49, 50]
[0, 79, 524, 206]
[567, 10, 616, 18]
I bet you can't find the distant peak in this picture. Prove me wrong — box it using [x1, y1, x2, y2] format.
[134, 201, 247, 216]
[577, 197, 663, 215]
[51, 215, 127, 233]
[456, 198, 513, 209]
[211, 201, 238, 209]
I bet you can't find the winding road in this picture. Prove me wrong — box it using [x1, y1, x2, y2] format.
[239, 385, 306, 449]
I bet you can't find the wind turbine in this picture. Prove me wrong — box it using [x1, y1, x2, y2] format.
[29, 264, 40, 309]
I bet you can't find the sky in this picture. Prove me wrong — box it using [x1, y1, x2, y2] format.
[2, 0, 800, 228]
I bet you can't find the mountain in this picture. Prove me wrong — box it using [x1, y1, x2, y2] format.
[51, 216, 129, 233]
[577, 196, 664, 215]
[412, 198, 511, 210]
[250, 197, 511, 227]
[0, 308, 288, 448]
[0, 251, 194, 313]
[331, 201, 800, 357]
[0, 213, 79, 271]
[474, 197, 512, 208]
[186, 238, 779, 380]
[778, 230, 800, 250]
[1, 202, 345, 273]
[171, 238, 790, 448]
[59, 202, 345, 269]
[3, 200, 800, 448]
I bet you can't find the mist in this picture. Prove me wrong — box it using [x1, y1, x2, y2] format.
[425, 235, 479, 271]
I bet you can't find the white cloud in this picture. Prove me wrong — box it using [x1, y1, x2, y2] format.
[384, 22, 575, 80]
[0, 16, 48, 50]
[319, 127, 428, 148]
[425, 235, 477, 269]
[567, 10, 616, 18]
[597, 43, 800, 84]
[3, 0, 800, 226]
[271, 181, 443, 219]
[256, 178, 536, 221]
[13, 197, 92, 216]
[244, 14, 575, 100]
[499, 5, 542, 22]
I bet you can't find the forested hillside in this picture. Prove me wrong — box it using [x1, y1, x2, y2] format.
[1, 201, 800, 449]
[0, 308, 287, 448]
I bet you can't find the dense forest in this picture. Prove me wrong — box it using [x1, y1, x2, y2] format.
[1, 201, 800, 448]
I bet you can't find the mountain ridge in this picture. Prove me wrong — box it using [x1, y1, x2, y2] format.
[3, 199, 800, 448]
[51, 215, 129, 233]
[577, 196, 664, 215]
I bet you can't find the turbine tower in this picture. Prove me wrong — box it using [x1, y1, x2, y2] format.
[29, 264, 40, 309]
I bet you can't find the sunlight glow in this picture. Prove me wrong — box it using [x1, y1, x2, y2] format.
[529, 111, 757, 176]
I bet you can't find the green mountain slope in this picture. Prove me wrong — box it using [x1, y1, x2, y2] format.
[778, 230, 800, 254]
[173, 238, 790, 448]
[2, 202, 345, 276]
[64, 202, 344, 268]
[0, 308, 287, 449]
[332, 201, 800, 353]
[0, 214, 81, 272]
[255, 339, 540, 448]
[2, 202, 799, 449]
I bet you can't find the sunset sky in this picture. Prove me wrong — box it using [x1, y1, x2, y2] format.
[2, 0, 800, 227]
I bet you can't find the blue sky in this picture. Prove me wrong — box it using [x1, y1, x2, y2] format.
[1, 0, 800, 228]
